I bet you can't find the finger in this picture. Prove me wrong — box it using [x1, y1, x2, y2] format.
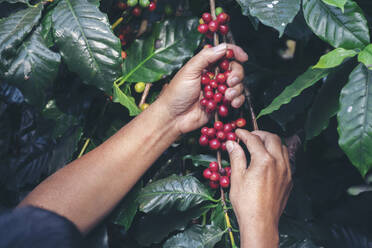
[250, 131, 283, 162]
[235, 129, 268, 162]
[231, 94, 245, 108]
[225, 83, 243, 101]
[282, 145, 292, 176]
[226, 61, 244, 87]
[226, 44, 249, 62]
[226, 141, 247, 182]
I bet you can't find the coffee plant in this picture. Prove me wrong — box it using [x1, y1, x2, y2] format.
[1, 0, 372, 247]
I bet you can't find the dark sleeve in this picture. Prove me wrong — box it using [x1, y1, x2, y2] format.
[0, 206, 84, 248]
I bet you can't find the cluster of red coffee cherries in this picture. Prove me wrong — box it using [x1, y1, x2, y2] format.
[199, 49, 234, 117]
[197, 10, 230, 37]
[203, 162, 231, 188]
[117, 0, 156, 17]
[199, 118, 246, 151]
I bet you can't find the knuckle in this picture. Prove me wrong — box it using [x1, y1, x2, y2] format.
[261, 154, 275, 166]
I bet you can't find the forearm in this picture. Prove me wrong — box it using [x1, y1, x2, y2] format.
[239, 219, 279, 248]
[19, 99, 180, 234]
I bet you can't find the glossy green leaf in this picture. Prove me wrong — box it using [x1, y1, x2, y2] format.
[321, 0, 347, 11]
[113, 83, 141, 116]
[163, 224, 225, 248]
[183, 154, 229, 167]
[305, 61, 353, 140]
[0, 0, 28, 5]
[40, 9, 54, 48]
[235, 0, 301, 36]
[0, 5, 43, 73]
[112, 181, 142, 230]
[358, 44, 372, 69]
[338, 64, 372, 177]
[52, 0, 122, 94]
[137, 175, 214, 214]
[303, 0, 370, 50]
[133, 204, 211, 246]
[258, 67, 331, 118]
[121, 17, 202, 83]
[3, 28, 61, 109]
[313, 48, 357, 69]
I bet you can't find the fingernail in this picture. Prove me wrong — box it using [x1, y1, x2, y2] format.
[213, 43, 227, 53]
[226, 89, 237, 99]
[226, 141, 234, 153]
[227, 77, 239, 86]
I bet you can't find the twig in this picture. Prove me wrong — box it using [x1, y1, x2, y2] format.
[139, 83, 152, 107]
[112, 17, 124, 30]
[244, 88, 258, 131]
[78, 138, 90, 158]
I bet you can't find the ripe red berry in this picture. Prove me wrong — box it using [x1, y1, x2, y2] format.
[224, 70, 232, 78]
[206, 128, 216, 139]
[219, 59, 230, 71]
[198, 24, 209, 34]
[209, 180, 219, 189]
[202, 13, 213, 24]
[204, 44, 213, 49]
[209, 79, 218, 89]
[199, 135, 209, 146]
[204, 90, 214, 99]
[226, 132, 237, 141]
[223, 123, 233, 133]
[219, 167, 226, 175]
[209, 161, 219, 172]
[201, 74, 210, 85]
[119, 34, 125, 41]
[213, 92, 223, 103]
[121, 51, 127, 59]
[201, 127, 209, 135]
[230, 121, 237, 129]
[210, 172, 220, 181]
[203, 168, 213, 179]
[207, 72, 215, 79]
[206, 100, 217, 112]
[217, 12, 229, 24]
[209, 139, 221, 150]
[208, 20, 219, 32]
[132, 7, 142, 16]
[204, 85, 212, 92]
[219, 25, 229, 35]
[220, 176, 230, 188]
[200, 98, 207, 107]
[217, 84, 227, 94]
[216, 73, 226, 84]
[214, 121, 223, 131]
[221, 142, 227, 151]
[117, 2, 127, 10]
[216, 131, 226, 141]
[236, 117, 247, 128]
[226, 49, 234, 59]
[148, 1, 156, 11]
[225, 167, 231, 177]
[218, 105, 229, 117]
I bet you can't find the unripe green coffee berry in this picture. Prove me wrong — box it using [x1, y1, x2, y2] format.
[139, 0, 150, 8]
[215, 7, 224, 16]
[127, 0, 138, 7]
[135, 82, 146, 93]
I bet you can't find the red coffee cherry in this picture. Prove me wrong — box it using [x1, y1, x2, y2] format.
[207, 72, 215, 79]
[210, 171, 220, 181]
[204, 90, 214, 99]
[204, 44, 213, 49]
[226, 132, 237, 141]
[204, 85, 212, 92]
[226, 49, 234, 59]
[201, 74, 210, 85]
[219, 167, 226, 175]
[219, 59, 230, 71]
[201, 127, 209, 135]
[218, 105, 229, 117]
[213, 92, 223, 103]
[209, 79, 218, 89]
[148, 1, 156, 11]
[199, 135, 209, 146]
[202, 13, 213, 24]
[217, 84, 227, 94]
[209, 161, 219, 172]
[217, 12, 230, 24]
[236, 117, 247, 128]
[216, 131, 226, 141]
[209, 139, 221, 150]
[223, 123, 233, 133]
[230, 121, 236, 129]
[216, 73, 226, 84]
[203, 168, 213, 179]
[206, 128, 216, 139]
[219, 25, 229, 35]
[220, 176, 230, 188]
[117, 2, 127, 10]
[208, 20, 219, 32]
[206, 100, 217, 112]
[221, 142, 227, 151]
[224, 70, 232, 78]
[200, 98, 207, 107]
[225, 167, 231, 177]
[209, 180, 219, 189]
[214, 121, 223, 131]
[132, 7, 142, 16]
[198, 24, 209, 34]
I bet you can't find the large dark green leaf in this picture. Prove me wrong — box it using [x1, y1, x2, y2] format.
[303, 0, 370, 50]
[133, 204, 211, 246]
[321, 0, 346, 11]
[0, 5, 43, 73]
[235, 0, 301, 36]
[52, 0, 122, 94]
[338, 64, 372, 177]
[3, 28, 61, 109]
[305, 61, 353, 140]
[121, 17, 202, 83]
[137, 175, 214, 214]
[313, 48, 357, 69]
[113, 83, 141, 116]
[258, 67, 332, 118]
[163, 224, 225, 248]
[0, 0, 28, 3]
[358, 44, 372, 69]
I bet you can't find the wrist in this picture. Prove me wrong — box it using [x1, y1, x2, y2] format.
[239, 219, 279, 248]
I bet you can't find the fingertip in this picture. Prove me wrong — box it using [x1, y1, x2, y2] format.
[227, 44, 248, 62]
[231, 95, 244, 108]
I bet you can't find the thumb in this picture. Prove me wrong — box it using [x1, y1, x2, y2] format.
[182, 43, 228, 76]
[226, 141, 247, 182]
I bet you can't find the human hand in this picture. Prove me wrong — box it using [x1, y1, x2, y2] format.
[226, 130, 292, 248]
[158, 43, 248, 134]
